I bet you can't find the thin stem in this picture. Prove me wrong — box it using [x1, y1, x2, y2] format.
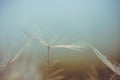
[109, 73, 116, 80]
[48, 46, 50, 68]
[46, 46, 50, 80]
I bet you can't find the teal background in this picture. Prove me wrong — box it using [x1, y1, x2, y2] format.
[0, 0, 120, 55]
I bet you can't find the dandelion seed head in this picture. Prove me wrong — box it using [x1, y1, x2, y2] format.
[0, 36, 31, 69]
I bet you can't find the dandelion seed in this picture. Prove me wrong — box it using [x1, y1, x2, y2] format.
[21, 26, 89, 51]
[91, 46, 120, 80]
[21, 27, 89, 80]
[21, 27, 89, 65]
[0, 36, 31, 69]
